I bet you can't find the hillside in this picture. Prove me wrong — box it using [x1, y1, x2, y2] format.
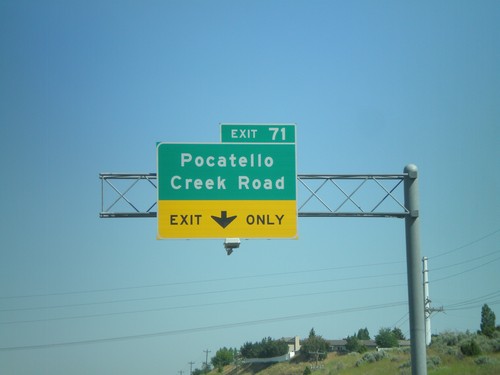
[207, 332, 500, 375]
[209, 350, 500, 375]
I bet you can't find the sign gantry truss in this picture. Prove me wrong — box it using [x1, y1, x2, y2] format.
[99, 173, 410, 219]
[99, 166, 426, 375]
[100, 173, 158, 218]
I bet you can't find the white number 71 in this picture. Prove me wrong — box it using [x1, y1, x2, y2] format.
[269, 127, 286, 141]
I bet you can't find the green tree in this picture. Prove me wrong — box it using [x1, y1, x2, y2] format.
[240, 341, 257, 359]
[375, 327, 399, 348]
[201, 363, 211, 374]
[240, 337, 288, 359]
[301, 328, 329, 360]
[357, 327, 370, 340]
[480, 303, 496, 338]
[345, 334, 366, 353]
[392, 327, 406, 340]
[211, 347, 234, 370]
[259, 337, 289, 358]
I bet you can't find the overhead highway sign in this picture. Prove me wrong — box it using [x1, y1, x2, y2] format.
[157, 142, 297, 239]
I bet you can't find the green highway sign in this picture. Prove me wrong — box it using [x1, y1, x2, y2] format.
[157, 143, 296, 201]
[157, 142, 297, 239]
[220, 123, 296, 143]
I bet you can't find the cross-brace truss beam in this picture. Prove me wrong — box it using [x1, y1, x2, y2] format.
[99, 173, 409, 219]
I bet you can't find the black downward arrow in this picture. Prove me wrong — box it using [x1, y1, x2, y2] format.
[211, 211, 237, 229]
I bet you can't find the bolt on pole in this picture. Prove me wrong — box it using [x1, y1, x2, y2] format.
[404, 164, 427, 375]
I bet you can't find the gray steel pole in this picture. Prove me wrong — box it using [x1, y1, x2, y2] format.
[404, 164, 427, 375]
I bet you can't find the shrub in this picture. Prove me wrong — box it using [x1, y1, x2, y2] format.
[400, 346, 411, 354]
[460, 339, 482, 356]
[476, 334, 495, 353]
[427, 355, 441, 369]
[362, 350, 386, 363]
[445, 346, 463, 359]
[475, 356, 496, 366]
[492, 338, 500, 352]
[399, 360, 411, 370]
[432, 331, 461, 347]
[303, 366, 312, 375]
[355, 358, 364, 367]
[363, 352, 376, 363]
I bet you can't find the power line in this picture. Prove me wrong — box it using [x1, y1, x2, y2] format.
[0, 259, 405, 300]
[444, 300, 500, 311]
[0, 300, 407, 351]
[430, 228, 500, 260]
[429, 290, 500, 315]
[442, 290, 500, 309]
[392, 311, 409, 328]
[4, 228, 496, 302]
[0, 272, 406, 313]
[431, 249, 499, 271]
[432, 256, 500, 283]
[0, 283, 406, 325]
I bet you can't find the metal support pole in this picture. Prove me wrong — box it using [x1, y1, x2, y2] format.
[404, 164, 427, 375]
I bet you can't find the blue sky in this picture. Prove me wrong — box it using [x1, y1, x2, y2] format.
[1, 1, 499, 374]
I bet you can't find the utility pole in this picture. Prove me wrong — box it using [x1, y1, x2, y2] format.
[188, 361, 195, 375]
[422, 257, 431, 346]
[203, 349, 211, 373]
[423, 256, 444, 346]
[308, 350, 325, 369]
[423, 256, 431, 346]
